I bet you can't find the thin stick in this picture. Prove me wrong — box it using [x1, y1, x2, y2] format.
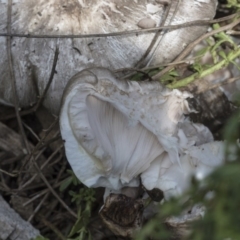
[44, 162, 67, 220]
[20, 145, 63, 190]
[23, 189, 49, 207]
[32, 160, 77, 218]
[0, 172, 10, 191]
[20, 119, 59, 172]
[0, 168, 18, 177]
[38, 214, 66, 240]
[23, 180, 63, 207]
[226, 30, 240, 35]
[134, 0, 175, 68]
[0, 13, 237, 39]
[27, 159, 65, 222]
[1, 154, 25, 166]
[6, 0, 30, 154]
[0, 47, 59, 121]
[36, 47, 59, 109]
[145, 0, 181, 68]
[22, 122, 41, 142]
[197, 76, 240, 94]
[115, 68, 153, 81]
[18, 147, 46, 190]
[28, 192, 49, 222]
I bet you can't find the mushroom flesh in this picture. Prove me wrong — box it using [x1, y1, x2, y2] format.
[60, 67, 224, 197]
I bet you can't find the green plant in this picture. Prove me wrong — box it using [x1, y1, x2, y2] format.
[59, 170, 96, 240]
[67, 188, 95, 240]
[127, 5, 240, 90]
[226, 0, 240, 9]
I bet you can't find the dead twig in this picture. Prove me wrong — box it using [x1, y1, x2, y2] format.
[32, 159, 77, 218]
[114, 68, 154, 81]
[48, 154, 64, 167]
[0, 47, 59, 121]
[20, 145, 63, 190]
[22, 122, 41, 142]
[0, 122, 26, 156]
[23, 180, 65, 207]
[1, 154, 25, 166]
[197, 76, 240, 94]
[19, 118, 59, 173]
[0, 13, 237, 39]
[23, 190, 49, 207]
[18, 147, 46, 189]
[6, 0, 30, 154]
[28, 192, 49, 222]
[0, 172, 10, 191]
[33, 134, 61, 153]
[36, 47, 59, 109]
[135, 0, 175, 68]
[226, 30, 240, 35]
[26, 159, 66, 223]
[0, 168, 18, 177]
[38, 214, 66, 240]
[43, 161, 67, 220]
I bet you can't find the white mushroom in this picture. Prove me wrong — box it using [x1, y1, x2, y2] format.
[60, 67, 224, 197]
[0, 0, 217, 113]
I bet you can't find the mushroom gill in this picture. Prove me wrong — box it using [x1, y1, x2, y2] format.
[60, 67, 224, 198]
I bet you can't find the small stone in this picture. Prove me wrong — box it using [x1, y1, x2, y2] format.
[137, 18, 156, 29]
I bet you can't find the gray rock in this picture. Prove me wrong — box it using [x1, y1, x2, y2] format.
[0, 195, 40, 240]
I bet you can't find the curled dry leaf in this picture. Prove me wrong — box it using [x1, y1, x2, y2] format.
[99, 193, 144, 238]
[0, 0, 217, 113]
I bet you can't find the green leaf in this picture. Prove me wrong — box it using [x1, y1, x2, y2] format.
[195, 46, 210, 58]
[230, 59, 240, 71]
[59, 176, 73, 192]
[191, 62, 203, 74]
[160, 70, 179, 83]
[68, 218, 85, 237]
[218, 50, 227, 60]
[169, 70, 179, 77]
[210, 48, 218, 64]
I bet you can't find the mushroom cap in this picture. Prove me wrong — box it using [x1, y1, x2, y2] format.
[141, 141, 224, 198]
[0, 0, 217, 112]
[60, 67, 224, 195]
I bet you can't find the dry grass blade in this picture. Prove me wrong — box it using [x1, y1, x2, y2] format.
[0, 47, 59, 121]
[0, 13, 236, 40]
[32, 159, 77, 219]
[39, 214, 66, 240]
[135, 0, 176, 68]
[19, 145, 63, 190]
[6, 0, 30, 154]
[0, 168, 18, 177]
[197, 76, 240, 94]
